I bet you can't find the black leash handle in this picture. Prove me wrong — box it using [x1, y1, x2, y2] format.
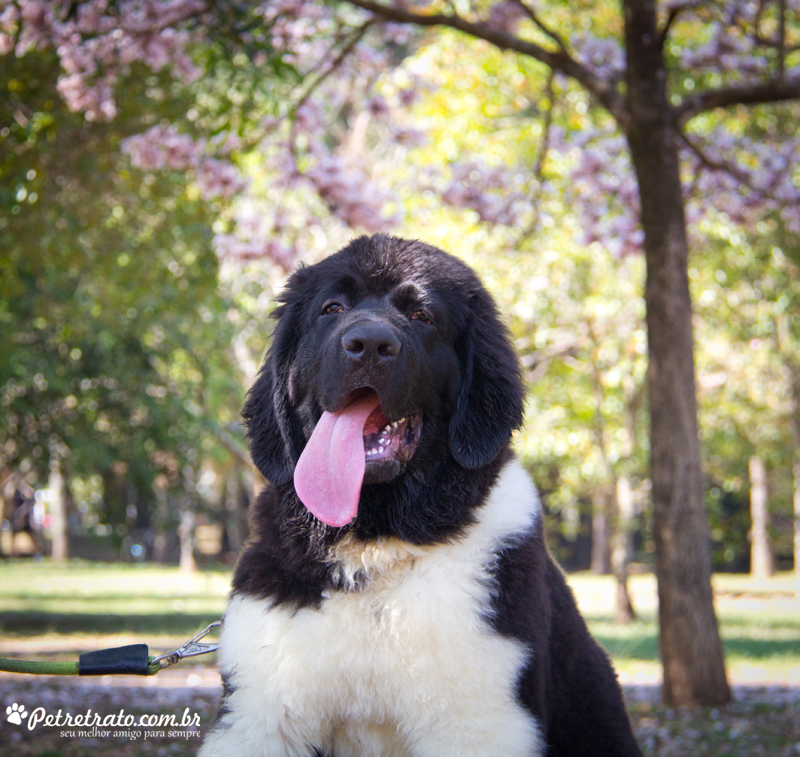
[0, 621, 221, 677]
[79, 644, 156, 676]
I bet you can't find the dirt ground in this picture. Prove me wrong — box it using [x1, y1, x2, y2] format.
[2, 669, 799, 756]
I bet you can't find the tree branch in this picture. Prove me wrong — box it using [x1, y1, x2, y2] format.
[778, 0, 786, 85]
[293, 19, 375, 115]
[534, 73, 556, 179]
[657, 0, 704, 51]
[202, 417, 260, 474]
[513, 0, 569, 53]
[679, 132, 751, 185]
[675, 77, 800, 124]
[585, 318, 615, 484]
[515, 71, 556, 248]
[344, 0, 627, 127]
[752, 0, 799, 65]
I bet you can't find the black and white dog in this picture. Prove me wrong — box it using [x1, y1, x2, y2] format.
[201, 235, 642, 756]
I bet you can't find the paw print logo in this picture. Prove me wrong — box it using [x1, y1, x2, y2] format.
[6, 703, 28, 725]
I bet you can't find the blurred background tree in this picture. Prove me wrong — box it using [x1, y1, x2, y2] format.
[1, 0, 798, 708]
[0, 36, 250, 570]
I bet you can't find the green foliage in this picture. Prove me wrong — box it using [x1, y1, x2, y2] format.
[2, 2, 799, 574]
[388, 32, 650, 561]
[694, 213, 800, 569]
[387, 24, 800, 571]
[0, 51, 243, 534]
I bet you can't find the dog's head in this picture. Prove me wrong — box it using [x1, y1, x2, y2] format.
[243, 235, 524, 536]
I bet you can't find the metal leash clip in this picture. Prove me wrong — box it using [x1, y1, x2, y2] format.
[150, 621, 221, 670]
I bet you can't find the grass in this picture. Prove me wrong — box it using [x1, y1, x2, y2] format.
[0, 561, 229, 645]
[568, 572, 800, 687]
[1, 560, 799, 755]
[1, 561, 798, 679]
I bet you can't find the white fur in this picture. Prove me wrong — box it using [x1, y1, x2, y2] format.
[201, 458, 543, 757]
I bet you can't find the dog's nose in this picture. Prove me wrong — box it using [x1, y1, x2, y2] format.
[342, 322, 401, 365]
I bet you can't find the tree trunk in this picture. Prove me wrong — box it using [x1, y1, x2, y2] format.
[0, 480, 8, 557]
[151, 487, 170, 563]
[223, 473, 244, 558]
[591, 492, 613, 575]
[791, 409, 800, 582]
[48, 457, 69, 562]
[624, 0, 730, 706]
[748, 456, 773, 578]
[613, 475, 637, 623]
[795, 454, 800, 583]
[178, 497, 197, 573]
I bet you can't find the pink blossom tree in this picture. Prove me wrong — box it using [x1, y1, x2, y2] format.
[5, 0, 800, 706]
[288, 0, 799, 707]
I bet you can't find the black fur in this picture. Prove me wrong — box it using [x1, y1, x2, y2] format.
[232, 234, 641, 755]
[237, 235, 525, 607]
[212, 671, 237, 728]
[490, 529, 643, 755]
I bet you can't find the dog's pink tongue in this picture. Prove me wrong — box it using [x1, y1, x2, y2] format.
[293, 393, 381, 527]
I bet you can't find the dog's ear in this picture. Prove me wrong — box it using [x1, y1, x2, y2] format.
[242, 268, 313, 485]
[448, 289, 525, 470]
[242, 365, 293, 485]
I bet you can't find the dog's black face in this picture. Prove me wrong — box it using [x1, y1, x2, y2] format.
[242, 235, 524, 543]
[288, 250, 460, 489]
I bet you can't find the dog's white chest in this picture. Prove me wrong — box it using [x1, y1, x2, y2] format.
[203, 461, 543, 757]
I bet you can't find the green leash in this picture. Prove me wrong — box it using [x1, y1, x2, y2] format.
[0, 659, 85, 676]
[0, 621, 219, 677]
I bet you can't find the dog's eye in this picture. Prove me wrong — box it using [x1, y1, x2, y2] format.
[322, 302, 344, 315]
[411, 309, 433, 325]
